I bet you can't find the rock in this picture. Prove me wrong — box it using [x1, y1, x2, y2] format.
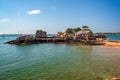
[16, 35, 34, 41]
[35, 30, 47, 38]
[74, 30, 93, 41]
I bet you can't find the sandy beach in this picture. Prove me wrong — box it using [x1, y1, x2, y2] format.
[104, 40, 120, 48]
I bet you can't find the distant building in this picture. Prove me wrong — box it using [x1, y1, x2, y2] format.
[35, 30, 47, 38]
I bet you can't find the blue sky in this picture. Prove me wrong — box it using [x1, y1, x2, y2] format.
[0, 0, 120, 34]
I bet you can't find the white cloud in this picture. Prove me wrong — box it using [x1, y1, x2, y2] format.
[0, 18, 8, 23]
[27, 10, 41, 15]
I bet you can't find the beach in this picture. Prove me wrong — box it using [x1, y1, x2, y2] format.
[104, 40, 120, 48]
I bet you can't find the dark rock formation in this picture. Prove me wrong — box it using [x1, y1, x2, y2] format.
[35, 30, 47, 38]
[16, 35, 35, 41]
[5, 29, 106, 45]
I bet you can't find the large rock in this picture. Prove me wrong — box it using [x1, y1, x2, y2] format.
[74, 30, 94, 41]
[16, 35, 34, 41]
[35, 30, 47, 38]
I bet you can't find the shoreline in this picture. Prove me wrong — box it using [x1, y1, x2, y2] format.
[5, 38, 120, 48]
[104, 40, 120, 48]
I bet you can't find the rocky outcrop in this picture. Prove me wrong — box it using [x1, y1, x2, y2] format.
[94, 33, 106, 41]
[16, 35, 34, 41]
[74, 30, 94, 41]
[57, 32, 75, 40]
[57, 32, 64, 38]
[35, 30, 47, 38]
[5, 35, 35, 45]
[4, 29, 109, 45]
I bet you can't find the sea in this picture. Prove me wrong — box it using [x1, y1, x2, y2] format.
[0, 35, 120, 80]
[107, 35, 120, 40]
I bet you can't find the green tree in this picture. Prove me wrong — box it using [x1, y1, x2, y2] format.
[72, 27, 81, 32]
[82, 25, 89, 30]
[66, 28, 73, 34]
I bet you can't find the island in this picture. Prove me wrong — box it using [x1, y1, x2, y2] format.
[5, 26, 120, 48]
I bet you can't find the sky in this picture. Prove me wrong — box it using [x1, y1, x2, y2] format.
[0, 0, 120, 34]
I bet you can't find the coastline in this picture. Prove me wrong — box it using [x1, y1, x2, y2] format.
[4, 30, 120, 48]
[104, 40, 120, 48]
[4, 36, 120, 48]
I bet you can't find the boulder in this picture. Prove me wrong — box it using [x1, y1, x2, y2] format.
[35, 30, 47, 38]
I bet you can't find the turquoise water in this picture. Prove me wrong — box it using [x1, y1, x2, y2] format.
[107, 35, 120, 40]
[0, 36, 120, 80]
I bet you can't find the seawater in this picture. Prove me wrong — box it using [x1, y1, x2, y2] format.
[107, 35, 120, 40]
[0, 35, 120, 80]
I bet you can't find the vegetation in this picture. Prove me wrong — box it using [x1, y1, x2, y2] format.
[66, 27, 81, 34]
[66, 28, 73, 34]
[65, 25, 91, 34]
[72, 27, 81, 32]
[82, 25, 90, 30]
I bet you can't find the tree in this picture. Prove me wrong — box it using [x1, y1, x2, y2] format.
[66, 28, 73, 34]
[82, 25, 89, 30]
[72, 27, 81, 32]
